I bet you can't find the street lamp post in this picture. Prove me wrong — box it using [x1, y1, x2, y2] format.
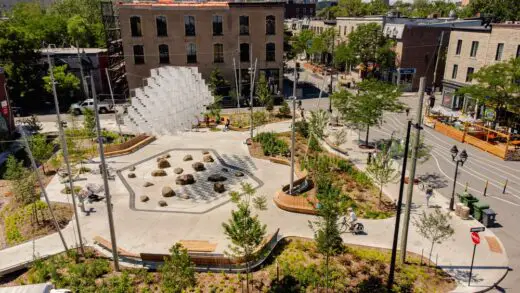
[449, 145, 468, 211]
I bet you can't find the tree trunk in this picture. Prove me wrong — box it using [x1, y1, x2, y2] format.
[246, 257, 250, 293]
[379, 184, 383, 207]
[365, 125, 370, 147]
[429, 241, 435, 267]
[325, 253, 330, 293]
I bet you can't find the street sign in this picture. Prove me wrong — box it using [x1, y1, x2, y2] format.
[471, 232, 480, 245]
[470, 227, 485, 233]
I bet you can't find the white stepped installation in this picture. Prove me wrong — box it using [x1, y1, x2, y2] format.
[124, 66, 213, 135]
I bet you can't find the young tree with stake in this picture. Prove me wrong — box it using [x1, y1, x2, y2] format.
[160, 243, 196, 292]
[413, 209, 454, 265]
[366, 147, 399, 207]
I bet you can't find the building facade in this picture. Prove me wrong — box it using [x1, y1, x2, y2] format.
[119, 1, 285, 94]
[285, 0, 316, 19]
[336, 16, 385, 42]
[441, 24, 520, 114]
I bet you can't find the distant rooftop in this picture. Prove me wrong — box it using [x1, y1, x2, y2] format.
[119, 0, 285, 8]
[41, 47, 107, 55]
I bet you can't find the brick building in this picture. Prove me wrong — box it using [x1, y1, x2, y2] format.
[284, 0, 316, 19]
[441, 24, 520, 113]
[119, 1, 285, 94]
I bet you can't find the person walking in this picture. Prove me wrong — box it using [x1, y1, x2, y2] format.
[425, 184, 434, 207]
[224, 118, 230, 131]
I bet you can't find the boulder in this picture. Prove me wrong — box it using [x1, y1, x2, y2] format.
[143, 182, 154, 187]
[214, 183, 226, 193]
[176, 174, 195, 185]
[179, 193, 190, 200]
[174, 167, 184, 174]
[158, 200, 167, 207]
[129, 166, 136, 171]
[128, 173, 136, 178]
[202, 150, 210, 155]
[221, 168, 228, 172]
[208, 174, 227, 182]
[203, 155, 214, 163]
[192, 162, 205, 172]
[164, 154, 171, 159]
[140, 195, 149, 202]
[162, 186, 176, 197]
[183, 154, 193, 161]
[235, 171, 244, 177]
[158, 159, 171, 169]
[152, 170, 167, 177]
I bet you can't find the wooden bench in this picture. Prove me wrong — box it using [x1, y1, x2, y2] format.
[179, 240, 217, 253]
[93, 236, 140, 259]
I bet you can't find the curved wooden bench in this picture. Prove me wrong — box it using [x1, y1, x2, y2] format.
[93, 236, 140, 259]
[104, 135, 156, 157]
[273, 190, 318, 215]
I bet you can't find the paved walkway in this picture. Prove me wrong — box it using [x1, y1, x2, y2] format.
[0, 120, 508, 292]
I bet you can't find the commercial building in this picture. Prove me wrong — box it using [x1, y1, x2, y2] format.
[441, 23, 520, 114]
[336, 16, 385, 42]
[119, 1, 285, 94]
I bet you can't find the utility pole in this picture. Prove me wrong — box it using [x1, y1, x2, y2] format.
[91, 75, 120, 271]
[431, 31, 445, 93]
[22, 131, 68, 252]
[46, 45, 85, 255]
[76, 43, 89, 99]
[400, 77, 426, 264]
[387, 120, 412, 290]
[237, 36, 242, 112]
[233, 58, 240, 109]
[105, 68, 123, 138]
[249, 45, 257, 141]
[289, 66, 298, 194]
[328, 31, 335, 113]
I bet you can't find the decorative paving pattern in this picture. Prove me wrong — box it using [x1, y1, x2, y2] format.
[117, 148, 263, 214]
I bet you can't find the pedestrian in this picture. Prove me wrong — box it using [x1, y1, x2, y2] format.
[425, 184, 434, 207]
[405, 107, 410, 117]
[224, 118, 230, 131]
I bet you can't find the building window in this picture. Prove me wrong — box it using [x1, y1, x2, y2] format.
[186, 43, 197, 63]
[184, 16, 196, 36]
[295, 8, 300, 17]
[310, 8, 314, 15]
[156, 16, 167, 37]
[130, 16, 142, 37]
[495, 43, 504, 61]
[455, 39, 462, 55]
[470, 41, 479, 57]
[466, 67, 474, 82]
[240, 16, 249, 35]
[133, 45, 144, 64]
[213, 43, 224, 63]
[452, 64, 458, 79]
[240, 43, 249, 62]
[266, 43, 275, 61]
[159, 44, 169, 64]
[266, 15, 275, 35]
[213, 15, 223, 36]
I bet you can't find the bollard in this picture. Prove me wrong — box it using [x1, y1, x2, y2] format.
[483, 180, 488, 197]
[503, 179, 508, 194]
[367, 152, 372, 164]
[465, 182, 469, 192]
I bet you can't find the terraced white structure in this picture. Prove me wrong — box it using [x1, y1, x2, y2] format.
[124, 66, 213, 135]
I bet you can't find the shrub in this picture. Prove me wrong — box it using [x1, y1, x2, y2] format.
[294, 120, 309, 138]
[308, 135, 321, 152]
[253, 132, 289, 157]
[253, 111, 268, 126]
[278, 101, 291, 117]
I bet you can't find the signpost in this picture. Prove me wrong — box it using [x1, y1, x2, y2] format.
[468, 228, 483, 286]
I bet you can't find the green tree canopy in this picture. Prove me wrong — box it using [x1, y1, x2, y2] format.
[346, 23, 396, 78]
[457, 57, 520, 125]
[255, 72, 272, 110]
[159, 243, 196, 293]
[291, 29, 315, 57]
[28, 134, 54, 175]
[43, 64, 81, 106]
[332, 79, 403, 146]
[208, 67, 230, 97]
[462, 0, 520, 22]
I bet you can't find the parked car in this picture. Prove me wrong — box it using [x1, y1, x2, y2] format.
[70, 99, 114, 115]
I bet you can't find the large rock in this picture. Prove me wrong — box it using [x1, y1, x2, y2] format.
[208, 174, 227, 182]
[203, 155, 214, 163]
[183, 154, 193, 161]
[158, 200, 167, 207]
[235, 171, 244, 177]
[221, 168, 228, 172]
[143, 182, 154, 187]
[128, 173, 136, 178]
[176, 174, 195, 185]
[192, 162, 205, 172]
[152, 170, 167, 177]
[214, 183, 226, 193]
[129, 166, 136, 171]
[174, 167, 184, 174]
[162, 186, 176, 197]
[140, 195, 149, 202]
[158, 159, 171, 169]
[179, 193, 190, 200]
[202, 150, 210, 155]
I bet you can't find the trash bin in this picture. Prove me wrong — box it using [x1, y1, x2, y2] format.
[482, 209, 497, 228]
[472, 201, 490, 222]
[458, 192, 474, 205]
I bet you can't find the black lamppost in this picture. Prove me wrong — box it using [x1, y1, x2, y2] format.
[449, 145, 468, 211]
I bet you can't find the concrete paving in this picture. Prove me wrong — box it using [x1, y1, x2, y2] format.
[0, 120, 509, 292]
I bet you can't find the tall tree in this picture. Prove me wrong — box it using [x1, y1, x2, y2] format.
[291, 29, 315, 58]
[457, 57, 520, 127]
[223, 183, 267, 293]
[346, 23, 396, 79]
[43, 64, 80, 107]
[335, 0, 368, 17]
[334, 42, 355, 71]
[159, 243, 196, 293]
[308, 27, 335, 65]
[332, 79, 403, 147]
[464, 0, 520, 22]
[255, 72, 272, 111]
[365, 0, 390, 15]
[208, 67, 230, 97]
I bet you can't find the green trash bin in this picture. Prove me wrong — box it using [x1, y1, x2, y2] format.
[458, 192, 474, 205]
[472, 201, 490, 222]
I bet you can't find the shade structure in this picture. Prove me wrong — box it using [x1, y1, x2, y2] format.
[124, 66, 214, 135]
